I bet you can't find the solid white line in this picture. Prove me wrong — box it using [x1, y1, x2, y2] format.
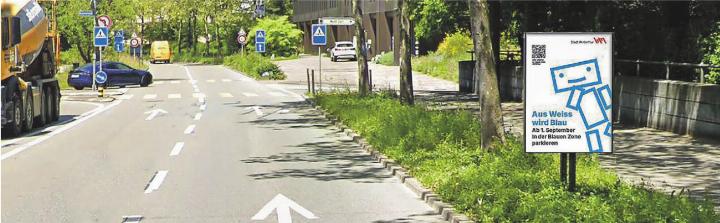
[194, 113, 202, 121]
[170, 142, 184, 156]
[1, 101, 122, 160]
[0, 101, 102, 147]
[144, 170, 168, 194]
[184, 125, 196, 134]
[184, 66, 195, 81]
[242, 92, 259, 97]
[143, 94, 157, 100]
[154, 81, 165, 85]
[170, 80, 180, 84]
[168, 93, 182, 99]
[219, 92, 233, 98]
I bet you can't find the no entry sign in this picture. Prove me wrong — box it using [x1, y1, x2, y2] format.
[524, 33, 613, 153]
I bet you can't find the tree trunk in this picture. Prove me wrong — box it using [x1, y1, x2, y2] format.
[177, 19, 183, 56]
[353, 0, 370, 96]
[398, 0, 414, 105]
[204, 18, 210, 56]
[76, 42, 90, 63]
[468, 0, 505, 149]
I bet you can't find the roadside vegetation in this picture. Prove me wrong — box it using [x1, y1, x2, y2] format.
[223, 54, 286, 80]
[315, 92, 719, 222]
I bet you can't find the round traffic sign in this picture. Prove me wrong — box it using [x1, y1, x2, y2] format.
[95, 71, 108, 84]
[237, 36, 247, 45]
[130, 38, 141, 48]
[238, 29, 246, 37]
[98, 15, 113, 28]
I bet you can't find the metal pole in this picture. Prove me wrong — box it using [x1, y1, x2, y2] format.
[369, 69, 373, 91]
[560, 153, 567, 184]
[635, 59, 640, 76]
[568, 153, 577, 192]
[306, 68, 311, 93]
[700, 64, 705, 84]
[318, 47, 322, 92]
[311, 69, 316, 96]
[92, 48, 96, 91]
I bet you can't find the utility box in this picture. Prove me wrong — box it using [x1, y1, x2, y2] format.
[459, 60, 475, 93]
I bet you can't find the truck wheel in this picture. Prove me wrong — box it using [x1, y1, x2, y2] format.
[23, 89, 34, 131]
[50, 87, 60, 122]
[6, 92, 24, 136]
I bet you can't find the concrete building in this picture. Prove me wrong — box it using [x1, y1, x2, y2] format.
[293, 0, 401, 64]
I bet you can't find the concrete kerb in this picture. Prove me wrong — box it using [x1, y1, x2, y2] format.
[309, 101, 475, 223]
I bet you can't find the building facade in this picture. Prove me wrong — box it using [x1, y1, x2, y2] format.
[293, 0, 401, 64]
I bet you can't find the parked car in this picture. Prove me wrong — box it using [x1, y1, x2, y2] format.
[330, 41, 357, 62]
[150, 41, 172, 64]
[67, 62, 153, 90]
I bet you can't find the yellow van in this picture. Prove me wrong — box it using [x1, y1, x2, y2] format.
[150, 41, 172, 64]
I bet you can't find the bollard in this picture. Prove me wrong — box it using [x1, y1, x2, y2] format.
[369, 69, 373, 91]
[311, 69, 316, 96]
[635, 60, 640, 76]
[699, 64, 705, 84]
[98, 87, 104, 98]
[665, 62, 670, 80]
[306, 68, 311, 93]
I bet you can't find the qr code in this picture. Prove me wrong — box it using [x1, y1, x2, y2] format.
[532, 45, 546, 59]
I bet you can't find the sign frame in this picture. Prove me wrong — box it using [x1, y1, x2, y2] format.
[94, 26, 109, 47]
[523, 32, 614, 154]
[311, 24, 327, 46]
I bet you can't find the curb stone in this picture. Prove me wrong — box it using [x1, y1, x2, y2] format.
[307, 99, 475, 223]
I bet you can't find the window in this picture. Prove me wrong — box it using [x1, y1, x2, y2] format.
[116, 63, 133, 70]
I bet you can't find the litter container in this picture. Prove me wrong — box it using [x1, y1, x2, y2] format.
[459, 60, 475, 93]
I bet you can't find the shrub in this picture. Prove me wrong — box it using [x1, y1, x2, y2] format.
[437, 30, 473, 59]
[249, 16, 303, 57]
[373, 51, 395, 66]
[315, 92, 719, 222]
[223, 53, 286, 80]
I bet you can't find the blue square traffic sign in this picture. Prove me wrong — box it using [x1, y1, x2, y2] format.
[114, 36, 124, 52]
[255, 30, 266, 43]
[94, 26, 109, 47]
[256, 42, 266, 53]
[311, 24, 326, 46]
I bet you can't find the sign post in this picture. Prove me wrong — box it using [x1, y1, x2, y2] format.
[523, 33, 613, 192]
[93, 26, 109, 92]
[311, 24, 327, 91]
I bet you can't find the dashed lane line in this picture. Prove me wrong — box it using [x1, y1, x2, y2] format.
[143, 94, 157, 100]
[219, 93, 234, 98]
[268, 92, 286, 97]
[168, 94, 182, 99]
[206, 79, 216, 83]
[169, 142, 184, 156]
[144, 170, 168, 194]
[184, 125, 196, 134]
[194, 113, 202, 121]
[221, 79, 231, 82]
[242, 92, 259, 97]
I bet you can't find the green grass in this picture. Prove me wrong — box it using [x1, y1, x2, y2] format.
[56, 71, 71, 90]
[223, 53, 286, 80]
[412, 52, 469, 83]
[374, 51, 395, 66]
[315, 92, 719, 222]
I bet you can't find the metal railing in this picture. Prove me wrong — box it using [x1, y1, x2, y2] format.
[615, 59, 720, 84]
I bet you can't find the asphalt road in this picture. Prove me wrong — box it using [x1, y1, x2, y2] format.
[1, 63, 444, 222]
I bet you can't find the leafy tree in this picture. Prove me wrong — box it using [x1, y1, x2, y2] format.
[248, 16, 303, 56]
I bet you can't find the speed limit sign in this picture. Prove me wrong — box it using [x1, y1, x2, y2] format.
[237, 35, 247, 45]
[130, 38, 141, 48]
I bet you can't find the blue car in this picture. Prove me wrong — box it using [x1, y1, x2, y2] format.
[67, 62, 153, 90]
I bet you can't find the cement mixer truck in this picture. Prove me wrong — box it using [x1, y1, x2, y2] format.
[1, 0, 61, 137]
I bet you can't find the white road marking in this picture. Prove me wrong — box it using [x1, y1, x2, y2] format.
[278, 109, 290, 114]
[242, 92, 259, 97]
[189, 80, 198, 84]
[0, 101, 101, 147]
[168, 93, 182, 99]
[154, 81, 165, 85]
[198, 96, 206, 104]
[144, 109, 168, 121]
[117, 94, 134, 100]
[192, 93, 206, 98]
[169, 142, 184, 156]
[170, 80, 180, 84]
[206, 79, 216, 83]
[1, 101, 121, 160]
[268, 92, 286, 97]
[193, 88, 200, 93]
[184, 125, 196, 134]
[219, 92, 234, 98]
[143, 94, 157, 100]
[245, 106, 264, 116]
[121, 215, 143, 223]
[221, 79, 231, 82]
[251, 194, 318, 223]
[200, 104, 207, 111]
[184, 66, 195, 81]
[144, 170, 168, 194]
[194, 113, 202, 120]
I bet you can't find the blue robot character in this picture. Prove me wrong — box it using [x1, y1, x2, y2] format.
[549, 59, 611, 152]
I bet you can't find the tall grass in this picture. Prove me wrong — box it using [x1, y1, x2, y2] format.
[315, 92, 719, 222]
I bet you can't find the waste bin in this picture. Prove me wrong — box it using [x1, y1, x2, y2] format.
[459, 60, 475, 93]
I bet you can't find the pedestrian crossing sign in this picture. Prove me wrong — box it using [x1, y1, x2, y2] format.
[312, 24, 327, 46]
[94, 26, 109, 47]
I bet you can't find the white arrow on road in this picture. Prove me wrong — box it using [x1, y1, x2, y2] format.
[245, 106, 264, 116]
[144, 108, 168, 121]
[251, 194, 318, 223]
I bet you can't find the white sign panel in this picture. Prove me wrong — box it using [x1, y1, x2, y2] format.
[320, 17, 355, 26]
[524, 33, 613, 153]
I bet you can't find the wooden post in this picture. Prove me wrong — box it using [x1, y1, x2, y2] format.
[568, 153, 577, 192]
